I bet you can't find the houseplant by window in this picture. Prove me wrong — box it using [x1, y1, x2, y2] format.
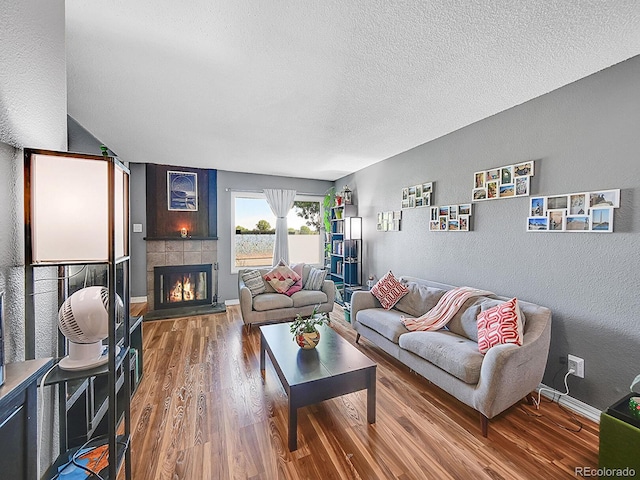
[322, 187, 335, 260]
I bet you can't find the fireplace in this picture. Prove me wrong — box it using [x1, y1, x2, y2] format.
[154, 264, 212, 310]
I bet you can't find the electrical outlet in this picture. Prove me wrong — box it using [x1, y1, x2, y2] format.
[568, 354, 585, 378]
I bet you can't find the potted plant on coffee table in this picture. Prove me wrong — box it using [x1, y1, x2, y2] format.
[290, 305, 330, 349]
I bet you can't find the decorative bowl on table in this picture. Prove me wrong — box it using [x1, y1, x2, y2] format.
[290, 305, 329, 350]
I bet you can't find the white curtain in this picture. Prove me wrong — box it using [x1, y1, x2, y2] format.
[264, 189, 297, 265]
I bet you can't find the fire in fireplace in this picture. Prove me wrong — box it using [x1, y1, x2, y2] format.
[154, 264, 212, 310]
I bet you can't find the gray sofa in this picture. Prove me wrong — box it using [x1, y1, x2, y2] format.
[351, 276, 552, 436]
[238, 266, 335, 328]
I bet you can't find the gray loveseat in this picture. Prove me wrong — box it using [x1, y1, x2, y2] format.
[238, 266, 335, 328]
[351, 276, 552, 436]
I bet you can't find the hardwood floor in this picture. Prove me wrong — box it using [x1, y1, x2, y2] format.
[125, 304, 599, 479]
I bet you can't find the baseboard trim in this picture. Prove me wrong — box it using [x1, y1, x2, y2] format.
[225, 299, 240, 305]
[131, 296, 148, 303]
[537, 383, 601, 423]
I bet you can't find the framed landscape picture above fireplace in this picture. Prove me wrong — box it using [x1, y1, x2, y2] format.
[168, 170, 198, 211]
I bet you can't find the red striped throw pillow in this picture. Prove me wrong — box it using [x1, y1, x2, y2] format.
[371, 271, 409, 310]
[477, 297, 523, 354]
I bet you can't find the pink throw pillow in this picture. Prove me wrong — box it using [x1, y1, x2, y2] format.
[371, 271, 409, 310]
[477, 297, 524, 354]
[284, 285, 303, 296]
[284, 263, 305, 296]
[264, 259, 301, 294]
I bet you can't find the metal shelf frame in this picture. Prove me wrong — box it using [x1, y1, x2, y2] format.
[24, 149, 132, 480]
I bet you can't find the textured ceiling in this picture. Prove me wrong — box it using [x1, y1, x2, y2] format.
[65, 1, 640, 181]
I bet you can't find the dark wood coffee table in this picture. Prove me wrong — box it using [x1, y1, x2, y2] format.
[259, 322, 376, 451]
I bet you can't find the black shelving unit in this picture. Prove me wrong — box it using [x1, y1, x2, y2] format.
[24, 149, 132, 480]
[129, 314, 144, 394]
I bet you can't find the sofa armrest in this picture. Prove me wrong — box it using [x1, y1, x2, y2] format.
[238, 275, 255, 324]
[321, 279, 336, 305]
[474, 310, 552, 418]
[351, 290, 380, 325]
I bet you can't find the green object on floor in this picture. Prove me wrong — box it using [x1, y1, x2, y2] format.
[344, 309, 351, 323]
[599, 411, 640, 478]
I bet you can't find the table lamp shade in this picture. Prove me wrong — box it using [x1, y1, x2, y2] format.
[29, 152, 127, 264]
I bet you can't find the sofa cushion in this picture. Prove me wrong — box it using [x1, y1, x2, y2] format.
[447, 296, 496, 342]
[241, 269, 266, 297]
[371, 271, 409, 310]
[477, 297, 524, 354]
[252, 293, 294, 311]
[356, 308, 408, 344]
[291, 290, 328, 308]
[398, 331, 484, 384]
[395, 281, 446, 317]
[304, 267, 327, 290]
[447, 298, 483, 342]
[264, 260, 301, 294]
[301, 264, 312, 287]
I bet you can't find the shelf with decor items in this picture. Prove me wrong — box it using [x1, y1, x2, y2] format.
[328, 204, 360, 304]
[24, 149, 132, 480]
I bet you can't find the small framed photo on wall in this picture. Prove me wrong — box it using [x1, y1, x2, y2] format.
[548, 210, 565, 231]
[458, 204, 471, 216]
[515, 176, 529, 196]
[531, 197, 546, 216]
[527, 217, 548, 231]
[570, 193, 587, 215]
[591, 207, 613, 232]
[565, 215, 590, 231]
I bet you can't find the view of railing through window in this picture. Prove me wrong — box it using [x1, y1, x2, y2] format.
[234, 196, 322, 268]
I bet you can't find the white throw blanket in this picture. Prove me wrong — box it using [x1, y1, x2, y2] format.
[401, 286, 494, 332]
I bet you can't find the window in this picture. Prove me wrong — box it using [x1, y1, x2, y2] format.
[232, 192, 323, 272]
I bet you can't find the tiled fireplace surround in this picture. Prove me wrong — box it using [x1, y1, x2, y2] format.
[146, 239, 218, 311]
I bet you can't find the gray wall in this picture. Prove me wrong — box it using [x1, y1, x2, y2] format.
[1, 0, 67, 359]
[0, 0, 67, 470]
[0, 1, 67, 149]
[67, 115, 114, 156]
[337, 55, 640, 411]
[129, 163, 148, 298]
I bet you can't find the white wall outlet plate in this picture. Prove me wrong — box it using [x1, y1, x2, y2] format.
[568, 354, 585, 378]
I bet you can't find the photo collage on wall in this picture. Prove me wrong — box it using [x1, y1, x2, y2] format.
[429, 204, 472, 232]
[527, 189, 620, 233]
[472, 161, 534, 201]
[377, 211, 402, 231]
[402, 182, 434, 209]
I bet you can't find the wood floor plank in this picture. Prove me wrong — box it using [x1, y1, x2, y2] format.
[123, 305, 599, 480]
